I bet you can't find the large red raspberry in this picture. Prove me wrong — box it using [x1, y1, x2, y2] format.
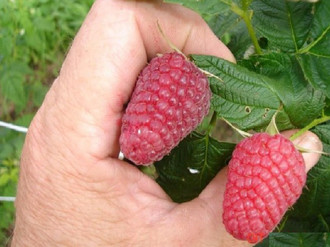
[223, 133, 306, 243]
[120, 52, 211, 165]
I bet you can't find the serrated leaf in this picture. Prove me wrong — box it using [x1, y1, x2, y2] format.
[0, 144, 13, 160]
[0, 61, 31, 107]
[251, 0, 313, 52]
[0, 173, 10, 187]
[14, 113, 34, 127]
[192, 54, 281, 130]
[30, 81, 48, 107]
[279, 215, 330, 233]
[326, 98, 330, 116]
[287, 123, 330, 219]
[308, 0, 330, 46]
[254, 236, 269, 247]
[309, 33, 330, 57]
[226, 19, 253, 59]
[268, 233, 327, 247]
[156, 132, 235, 202]
[164, 0, 231, 19]
[297, 55, 330, 98]
[240, 52, 325, 129]
[296, 0, 330, 98]
[241, 0, 253, 10]
[207, 8, 242, 38]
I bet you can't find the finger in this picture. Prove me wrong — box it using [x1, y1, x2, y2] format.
[281, 130, 323, 172]
[196, 130, 323, 242]
[45, 0, 235, 160]
[133, 1, 235, 61]
[200, 130, 323, 203]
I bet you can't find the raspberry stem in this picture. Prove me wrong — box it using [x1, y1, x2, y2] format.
[231, 3, 262, 55]
[276, 215, 288, 232]
[265, 111, 280, 136]
[207, 112, 218, 134]
[140, 164, 158, 180]
[157, 21, 186, 58]
[318, 214, 330, 232]
[198, 68, 224, 83]
[222, 117, 252, 138]
[296, 145, 329, 156]
[290, 115, 330, 141]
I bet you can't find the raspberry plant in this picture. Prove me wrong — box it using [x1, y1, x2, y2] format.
[152, 0, 330, 246]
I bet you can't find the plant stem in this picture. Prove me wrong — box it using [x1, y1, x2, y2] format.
[140, 164, 158, 180]
[222, 117, 252, 138]
[231, 4, 262, 55]
[290, 115, 330, 141]
[242, 12, 262, 55]
[207, 112, 218, 134]
[318, 214, 330, 232]
[298, 26, 330, 54]
[277, 215, 288, 232]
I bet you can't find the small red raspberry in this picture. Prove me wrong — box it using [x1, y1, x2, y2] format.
[223, 133, 306, 243]
[120, 52, 211, 165]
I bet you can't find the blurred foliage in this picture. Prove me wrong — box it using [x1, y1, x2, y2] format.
[0, 0, 93, 244]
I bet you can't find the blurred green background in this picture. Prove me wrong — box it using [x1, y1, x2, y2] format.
[0, 0, 94, 245]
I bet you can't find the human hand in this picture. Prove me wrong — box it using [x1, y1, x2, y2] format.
[12, 0, 322, 246]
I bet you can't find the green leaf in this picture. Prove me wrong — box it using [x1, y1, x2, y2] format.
[279, 216, 330, 233]
[0, 144, 13, 160]
[201, 6, 252, 59]
[164, 0, 231, 18]
[207, 8, 241, 39]
[254, 236, 269, 247]
[0, 73, 25, 106]
[240, 53, 325, 129]
[297, 55, 330, 99]
[0, 173, 11, 187]
[268, 233, 327, 247]
[0, 62, 30, 107]
[156, 132, 235, 202]
[192, 54, 281, 130]
[295, 0, 330, 98]
[251, 0, 313, 52]
[307, 0, 330, 54]
[0, 173, 17, 245]
[224, 18, 253, 59]
[30, 81, 48, 107]
[240, 0, 253, 11]
[288, 123, 330, 218]
[0, 30, 14, 59]
[14, 113, 34, 127]
[325, 98, 330, 116]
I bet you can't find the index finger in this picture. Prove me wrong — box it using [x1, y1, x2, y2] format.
[44, 0, 235, 159]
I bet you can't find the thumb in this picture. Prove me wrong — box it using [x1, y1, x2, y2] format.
[43, 0, 235, 161]
[281, 130, 323, 172]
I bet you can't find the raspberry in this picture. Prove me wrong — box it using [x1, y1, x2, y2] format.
[120, 52, 211, 165]
[222, 133, 306, 243]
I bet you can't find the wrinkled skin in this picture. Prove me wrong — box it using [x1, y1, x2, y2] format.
[12, 0, 322, 246]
